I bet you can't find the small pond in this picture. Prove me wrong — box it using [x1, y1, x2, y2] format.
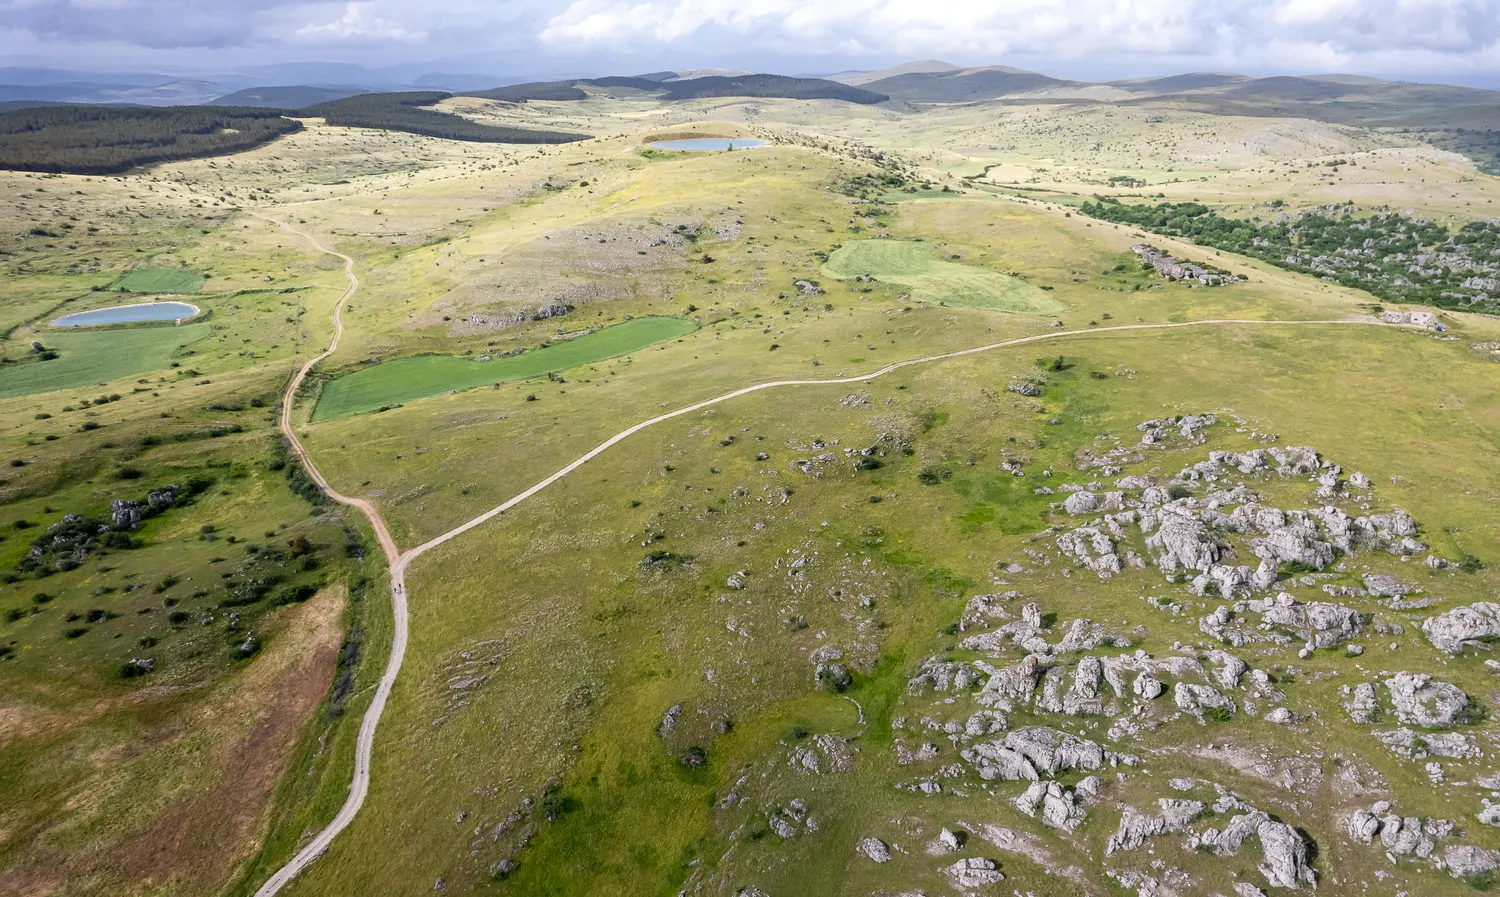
[650, 138, 767, 151]
[52, 301, 200, 327]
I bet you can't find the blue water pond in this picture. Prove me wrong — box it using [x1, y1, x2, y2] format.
[52, 301, 200, 327]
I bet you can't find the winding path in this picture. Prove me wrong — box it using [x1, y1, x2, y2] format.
[251, 210, 1409, 894]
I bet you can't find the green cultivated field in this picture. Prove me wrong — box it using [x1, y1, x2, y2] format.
[0, 322, 210, 398]
[823, 239, 1064, 314]
[313, 316, 698, 420]
[112, 267, 206, 293]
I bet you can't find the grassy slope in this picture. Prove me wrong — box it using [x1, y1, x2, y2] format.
[312, 316, 698, 420]
[0, 167, 375, 897]
[822, 238, 1064, 313]
[286, 319, 1500, 897]
[112, 266, 206, 293]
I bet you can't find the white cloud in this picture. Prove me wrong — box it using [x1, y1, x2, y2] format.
[296, 2, 426, 42]
[537, 0, 1500, 74]
[0, 0, 1496, 79]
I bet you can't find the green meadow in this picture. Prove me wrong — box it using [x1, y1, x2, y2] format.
[312, 316, 698, 420]
[0, 323, 210, 399]
[823, 238, 1064, 314]
[112, 267, 207, 294]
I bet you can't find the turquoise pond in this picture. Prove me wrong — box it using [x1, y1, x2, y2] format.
[649, 138, 767, 151]
[52, 301, 200, 327]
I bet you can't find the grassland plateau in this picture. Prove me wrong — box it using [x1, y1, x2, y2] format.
[0, 63, 1498, 897]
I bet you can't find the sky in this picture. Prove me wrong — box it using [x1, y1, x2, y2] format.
[2, 0, 1499, 85]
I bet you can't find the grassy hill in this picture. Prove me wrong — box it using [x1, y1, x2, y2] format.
[660, 74, 888, 103]
[864, 66, 1076, 102]
[210, 86, 367, 109]
[465, 77, 666, 102]
[1110, 72, 1253, 93]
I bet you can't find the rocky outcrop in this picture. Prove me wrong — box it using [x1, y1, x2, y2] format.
[1385, 672, 1471, 728]
[1348, 800, 1459, 861]
[789, 734, 855, 774]
[1056, 526, 1121, 576]
[1344, 682, 1379, 723]
[1206, 650, 1248, 691]
[1174, 682, 1237, 721]
[1257, 820, 1316, 889]
[908, 655, 982, 695]
[1133, 245, 1241, 286]
[1063, 656, 1103, 715]
[1445, 845, 1498, 879]
[1106, 799, 1203, 854]
[1423, 603, 1500, 654]
[945, 857, 1005, 888]
[1147, 512, 1219, 573]
[1252, 523, 1334, 570]
[963, 727, 1103, 782]
[975, 655, 1042, 709]
[1013, 780, 1086, 831]
[1197, 809, 1270, 856]
[1375, 727, 1480, 760]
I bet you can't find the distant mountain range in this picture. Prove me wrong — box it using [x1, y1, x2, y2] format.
[0, 60, 1496, 129]
[209, 86, 368, 108]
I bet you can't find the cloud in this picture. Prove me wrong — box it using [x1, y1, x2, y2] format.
[0, 0, 299, 50]
[0, 0, 1495, 79]
[538, 0, 1500, 74]
[296, 2, 426, 42]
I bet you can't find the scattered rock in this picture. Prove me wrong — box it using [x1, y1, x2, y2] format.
[857, 837, 891, 863]
[944, 857, 1005, 889]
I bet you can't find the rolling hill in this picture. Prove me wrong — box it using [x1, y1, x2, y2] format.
[863, 65, 1077, 102]
[210, 86, 368, 109]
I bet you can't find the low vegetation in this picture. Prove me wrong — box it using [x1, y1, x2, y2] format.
[1083, 196, 1500, 312]
[303, 92, 589, 144]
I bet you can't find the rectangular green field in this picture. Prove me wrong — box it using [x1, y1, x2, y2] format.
[313, 316, 697, 420]
[0, 323, 210, 399]
[112, 267, 207, 294]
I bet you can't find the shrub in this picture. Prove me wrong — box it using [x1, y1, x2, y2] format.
[120, 658, 154, 678]
[232, 634, 261, 659]
[273, 583, 320, 605]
